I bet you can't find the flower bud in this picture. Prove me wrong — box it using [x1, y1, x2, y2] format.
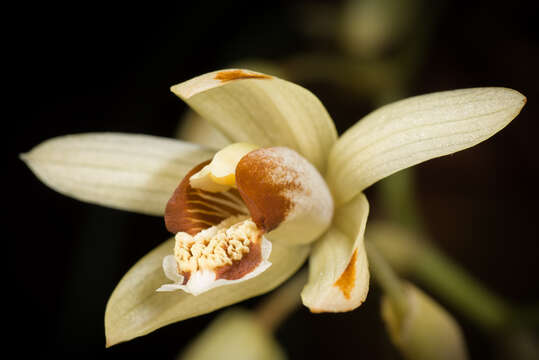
[178, 309, 286, 360]
[381, 283, 468, 360]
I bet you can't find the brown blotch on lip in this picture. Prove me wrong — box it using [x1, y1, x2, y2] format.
[215, 240, 263, 280]
[178, 270, 191, 285]
[214, 70, 272, 83]
[235, 148, 300, 233]
[164, 160, 246, 235]
[334, 249, 357, 300]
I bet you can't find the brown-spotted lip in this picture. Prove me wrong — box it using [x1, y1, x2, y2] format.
[177, 246, 263, 283]
[214, 239, 263, 280]
[164, 160, 248, 235]
[165, 146, 326, 239]
[176, 241, 262, 283]
[165, 146, 293, 237]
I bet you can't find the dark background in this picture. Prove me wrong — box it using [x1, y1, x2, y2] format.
[9, 1, 538, 359]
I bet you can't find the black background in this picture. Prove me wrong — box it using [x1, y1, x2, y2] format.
[8, 1, 538, 359]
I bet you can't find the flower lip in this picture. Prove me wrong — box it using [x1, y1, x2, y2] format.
[174, 216, 264, 281]
[157, 226, 273, 296]
[161, 144, 334, 295]
[165, 145, 334, 242]
[161, 216, 273, 296]
[164, 160, 248, 235]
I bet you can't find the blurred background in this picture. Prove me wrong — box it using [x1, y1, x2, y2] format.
[9, 0, 538, 359]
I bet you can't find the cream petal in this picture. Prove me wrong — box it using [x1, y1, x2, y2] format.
[105, 238, 309, 347]
[301, 193, 370, 312]
[21, 133, 214, 216]
[327, 88, 526, 205]
[170, 69, 338, 172]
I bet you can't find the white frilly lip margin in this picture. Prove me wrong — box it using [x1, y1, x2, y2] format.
[157, 236, 273, 296]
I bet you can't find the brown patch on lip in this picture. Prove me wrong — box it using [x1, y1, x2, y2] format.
[164, 160, 247, 235]
[235, 148, 300, 233]
[214, 70, 272, 83]
[178, 270, 191, 285]
[334, 248, 357, 300]
[215, 239, 263, 280]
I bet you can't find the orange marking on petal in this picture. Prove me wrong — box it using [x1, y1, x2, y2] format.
[214, 70, 272, 83]
[334, 249, 357, 300]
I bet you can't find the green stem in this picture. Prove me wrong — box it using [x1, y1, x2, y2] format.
[255, 269, 307, 332]
[377, 168, 423, 231]
[376, 168, 515, 333]
[410, 244, 512, 332]
[366, 242, 409, 319]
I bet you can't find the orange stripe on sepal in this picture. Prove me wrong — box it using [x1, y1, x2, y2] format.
[334, 249, 357, 300]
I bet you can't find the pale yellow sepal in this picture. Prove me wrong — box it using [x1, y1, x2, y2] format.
[328, 87, 526, 205]
[170, 69, 338, 173]
[178, 309, 286, 360]
[21, 133, 215, 216]
[301, 193, 369, 312]
[105, 238, 309, 346]
[381, 283, 469, 360]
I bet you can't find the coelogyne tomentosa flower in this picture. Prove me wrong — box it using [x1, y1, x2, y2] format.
[21, 69, 526, 346]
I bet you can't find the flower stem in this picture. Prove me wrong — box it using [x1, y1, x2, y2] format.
[255, 269, 308, 332]
[365, 241, 409, 320]
[377, 168, 423, 231]
[376, 169, 518, 333]
[409, 243, 512, 332]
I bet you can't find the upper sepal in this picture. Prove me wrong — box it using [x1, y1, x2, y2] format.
[171, 69, 338, 172]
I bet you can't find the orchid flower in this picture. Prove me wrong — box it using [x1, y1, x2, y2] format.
[21, 69, 526, 346]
